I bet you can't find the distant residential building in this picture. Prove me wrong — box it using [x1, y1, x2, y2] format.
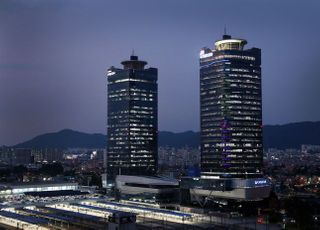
[158, 147, 200, 168]
[199, 34, 263, 178]
[301, 144, 320, 154]
[31, 148, 64, 163]
[0, 147, 12, 165]
[12, 149, 32, 165]
[107, 55, 158, 180]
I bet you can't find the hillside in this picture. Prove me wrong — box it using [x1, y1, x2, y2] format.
[14, 121, 320, 149]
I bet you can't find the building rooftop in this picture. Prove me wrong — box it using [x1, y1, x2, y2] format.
[121, 55, 147, 70]
[0, 210, 48, 225]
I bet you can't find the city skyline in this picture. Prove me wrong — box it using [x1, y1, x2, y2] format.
[1, 0, 320, 145]
[0, 2, 318, 228]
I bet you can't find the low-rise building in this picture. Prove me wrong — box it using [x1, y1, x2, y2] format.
[0, 181, 78, 196]
[115, 175, 179, 207]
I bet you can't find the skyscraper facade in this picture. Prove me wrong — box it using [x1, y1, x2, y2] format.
[107, 55, 158, 180]
[200, 34, 262, 178]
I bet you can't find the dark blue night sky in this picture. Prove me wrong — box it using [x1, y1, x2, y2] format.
[0, 0, 319, 145]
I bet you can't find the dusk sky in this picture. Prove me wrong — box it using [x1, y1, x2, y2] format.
[0, 0, 320, 145]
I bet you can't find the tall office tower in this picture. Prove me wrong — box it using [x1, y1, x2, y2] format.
[200, 34, 262, 178]
[107, 55, 158, 180]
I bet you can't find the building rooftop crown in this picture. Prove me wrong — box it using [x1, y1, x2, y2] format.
[121, 54, 147, 70]
[130, 55, 138, 61]
[215, 34, 247, 51]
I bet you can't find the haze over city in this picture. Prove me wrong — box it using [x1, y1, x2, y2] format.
[1, 0, 320, 145]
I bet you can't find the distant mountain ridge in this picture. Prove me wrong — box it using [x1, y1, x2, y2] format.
[14, 129, 106, 149]
[263, 121, 320, 149]
[14, 121, 320, 149]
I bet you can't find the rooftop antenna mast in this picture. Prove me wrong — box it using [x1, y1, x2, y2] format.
[223, 25, 231, 39]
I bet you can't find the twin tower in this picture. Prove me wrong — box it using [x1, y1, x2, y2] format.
[106, 34, 262, 181]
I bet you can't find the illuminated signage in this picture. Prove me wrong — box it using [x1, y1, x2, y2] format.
[200, 50, 213, 59]
[107, 70, 116, 76]
[254, 179, 267, 185]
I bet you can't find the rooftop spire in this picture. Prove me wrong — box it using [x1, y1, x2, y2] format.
[222, 25, 231, 40]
